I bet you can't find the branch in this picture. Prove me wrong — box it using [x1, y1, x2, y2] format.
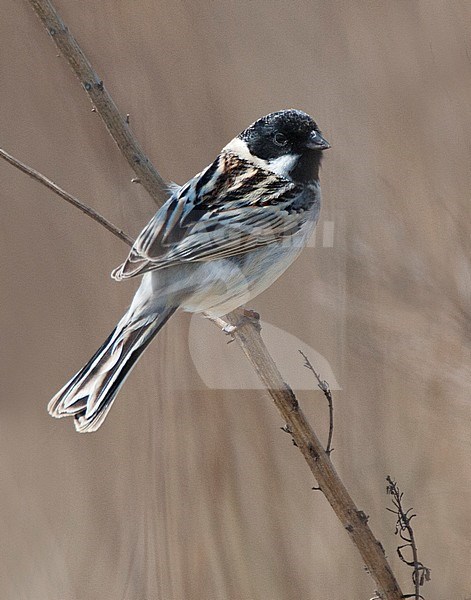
[223, 312, 402, 599]
[0, 148, 133, 247]
[29, 0, 168, 206]
[299, 349, 334, 455]
[386, 476, 431, 599]
[24, 2, 404, 598]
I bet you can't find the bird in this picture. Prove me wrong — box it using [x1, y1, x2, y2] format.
[48, 109, 330, 432]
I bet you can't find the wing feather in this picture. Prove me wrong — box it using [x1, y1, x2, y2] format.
[112, 152, 312, 280]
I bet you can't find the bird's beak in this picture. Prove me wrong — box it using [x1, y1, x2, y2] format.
[306, 130, 330, 150]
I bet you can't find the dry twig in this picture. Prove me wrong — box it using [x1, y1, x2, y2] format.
[299, 349, 334, 455]
[0, 148, 133, 247]
[11, 1, 405, 598]
[386, 476, 431, 599]
[29, 0, 168, 205]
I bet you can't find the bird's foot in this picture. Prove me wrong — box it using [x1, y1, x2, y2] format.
[205, 309, 261, 339]
[224, 309, 261, 334]
[241, 308, 261, 331]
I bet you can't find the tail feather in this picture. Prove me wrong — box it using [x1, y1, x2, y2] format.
[48, 306, 177, 433]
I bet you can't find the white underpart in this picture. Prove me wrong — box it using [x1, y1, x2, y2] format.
[223, 137, 300, 178]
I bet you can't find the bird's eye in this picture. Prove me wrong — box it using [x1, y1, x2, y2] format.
[273, 132, 288, 147]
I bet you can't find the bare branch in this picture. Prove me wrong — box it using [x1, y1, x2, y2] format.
[386, 476, 431, 599]
[29, 0, 168, 205]
[0, 148, 133, 247]
[23, 2, 405, 598]
[223, 312, 403, 599]
[299, 350, 334, 454]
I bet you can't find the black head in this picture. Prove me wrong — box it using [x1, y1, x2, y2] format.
[239, 109, 330, 182]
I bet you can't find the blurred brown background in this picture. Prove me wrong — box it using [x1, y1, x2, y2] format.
[1, 1, 470, 599]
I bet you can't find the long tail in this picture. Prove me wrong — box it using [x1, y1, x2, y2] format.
[48, 305, 177, 433]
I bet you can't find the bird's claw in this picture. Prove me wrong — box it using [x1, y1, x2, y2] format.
[242, 309, 261, 328]
[222, 324, 237, 335]
[224, 309, 261, 335]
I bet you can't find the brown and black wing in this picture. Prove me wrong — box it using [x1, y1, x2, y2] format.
[112, 152, 307, 280]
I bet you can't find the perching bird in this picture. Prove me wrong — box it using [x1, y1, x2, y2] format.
[48, 109, 330, 432]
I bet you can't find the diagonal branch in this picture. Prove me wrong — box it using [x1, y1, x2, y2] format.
[29, 0, 168, 206]
[23, 1, 404, 598]
[222, 312, 402, 600]
[0, 148, 133, 247]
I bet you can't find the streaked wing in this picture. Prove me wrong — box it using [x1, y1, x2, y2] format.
[112, 151, 310, 280]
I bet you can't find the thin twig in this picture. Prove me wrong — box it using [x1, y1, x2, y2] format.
[0, 148, 133, 247]
[386, 476, 431, 599]
[299, 350, 334, 455]
[29, 0, 168, 205]
[24, 2, 404, 598]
